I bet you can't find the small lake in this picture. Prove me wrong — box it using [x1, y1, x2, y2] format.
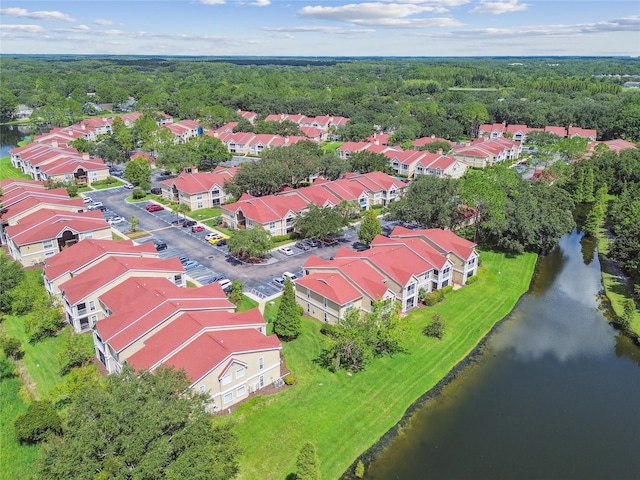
[365, 230, 640, 480]
[0, 124, 32, 157]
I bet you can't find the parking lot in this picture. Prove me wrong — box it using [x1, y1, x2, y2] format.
[84, 186, 352, 299]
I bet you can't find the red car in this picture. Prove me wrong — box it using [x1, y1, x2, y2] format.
[191, 225, 205, 233]
[145, 204, 164, 212]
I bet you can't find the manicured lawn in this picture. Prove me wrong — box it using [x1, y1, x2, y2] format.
[125, 230, 150, 240]
[0, 156, 30, 181]
[263, 296, 281, 335]
[236, 295, 259, 312]
[190, 207, 221, 221]
[77, 186, 93, 193]
[91, 179, 125, 190]
[233, 249, 537, 479]
[0, 372, 41, 480]
[598, 234, 640, 337]
[321, 141, 344, 154]
[112, 231, 126, 241]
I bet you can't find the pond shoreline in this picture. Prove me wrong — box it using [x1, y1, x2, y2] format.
[340, 254, 542, 479]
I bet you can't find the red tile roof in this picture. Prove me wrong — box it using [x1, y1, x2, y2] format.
[390, 226, 477, 260]
[44, 239, 157, 282]
[60, 256, 184, 305]
[160, 168, 237, 194]
[5, 209, 109, 246]
[296, 272, 362, 305]
[95, 278, 236, 352]
[1, 197, 84, 223]
[129, 327, 281, 385]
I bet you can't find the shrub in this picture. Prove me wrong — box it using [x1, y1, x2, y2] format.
[442, 285, 454, 295]
[421, 289, 445, 306]
[0, 356, 16, 379]
[423, 313, 446, 340]
[0, 334, 23, 360]
[271, 234, 292, 243]
[355, 460, 365, 479]
[466, 275, 479, 285]
[132, 187, 146, 199]
[320, 323, 338, 337]
[14, 400, 62, 444]
[283, 374, 296, 386]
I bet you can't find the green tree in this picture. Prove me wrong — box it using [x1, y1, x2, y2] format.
[9, 273, 48, 315]
[584, 184, 608, 236]
[0, 87, 19, 121]
[573, 168, 586, 203]
[111, 117, 134, 159]
[24, 296, 65, 343]
[358, 209, 382, 246]
[35, 365, 240, 479]
[584, 168, 595, 202]
[124, 157, 151, 190]
[132, 112, 159, 148]
[57, 333, 92, 375]
[0, 255, 25, 313]
[227, 228, 273, 261]
[130, 214, 139, 232]
[228, 279, 244, 305]
[294, 205, 346, 241]
[273, 278, 301, 341]
[349, 150, 392, 174]
[0, 334, 23, 360]
[14, 400, 62, 445]
[296, 442, 321, 480]
[193, 135, 231, 170]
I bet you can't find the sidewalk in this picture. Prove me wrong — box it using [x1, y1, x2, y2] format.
[244, 290, 282, 314]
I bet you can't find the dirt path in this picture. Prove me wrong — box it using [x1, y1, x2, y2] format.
[15, 359, 39, 400]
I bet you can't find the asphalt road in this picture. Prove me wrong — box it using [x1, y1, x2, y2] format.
[86, 186, 353, 298]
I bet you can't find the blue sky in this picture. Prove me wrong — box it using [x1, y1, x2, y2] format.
[1, 1, 638, 56]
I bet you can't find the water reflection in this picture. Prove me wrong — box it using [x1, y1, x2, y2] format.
[365, 230, 640, 480]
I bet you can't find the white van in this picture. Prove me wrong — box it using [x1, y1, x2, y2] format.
[282, 272, 298, 281]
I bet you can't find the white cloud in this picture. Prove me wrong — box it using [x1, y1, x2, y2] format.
[0, 24, 45, 33]
[71, 25, 91, 32]
[262, 25, 375, 34]
[469, 0, 528, 15]
[0, 7, 75, 22]
[94, 19, 114, 26]
[249, 0, 271, 5]
[298, 2, 463, 27]
[269, 33, 296, 39]
[200, 0, 226, 4]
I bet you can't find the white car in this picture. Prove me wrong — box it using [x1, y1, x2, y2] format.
[279, 246, 294, 256]
[218, 278, 233, 292]
[108, 216, 125, 225]
[82, 196, 93, 204]
[123, 183, 134, 189]
[87, 201, 104, 210]
[205, 232, 223, 241]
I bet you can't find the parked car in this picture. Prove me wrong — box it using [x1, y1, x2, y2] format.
[178, 255, 190, 264]
[145, 204, 164, 212]
[218, 278, 233, 292]
[182, 220, 197, 228]
[82, 196, 93, 204]
[108, 216, 125, 225]
[272, 277, 285, 288]
[182, 260, 200, 271]
[96, 205, 107, 212]
[295, 241, 310, 251]
[191, 225, 205, 233]
[279, 246, 294, 256]
[216, 239, 227, 247]
[123, 183, 134, 189]
[205, 232, 223, 241]
[282, 271, 298, 281]
[87, 201, 104, 210]
[352, 241, 370, 252]
[150, 188, 162, 195]
[304, 238, 319, 248]
[206, 274, 226, 284]
[208, 237, 223, 245]
[153, 241, 168, 251]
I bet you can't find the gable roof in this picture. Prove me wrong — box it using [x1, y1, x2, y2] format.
[5, 209, 109, 246]
[390, 226, 477, 260]
[43, 238, 157, 282]
[59, 256, 184, 305]
[296, 272, 362, 305]
[161, 168, 237, 194]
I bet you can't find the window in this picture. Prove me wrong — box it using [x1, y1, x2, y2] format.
[196, 194, 203, 200]
[443, 267, 451, 276]
[269, 221, 276, 230]
[89, 300, 96, 311]
[324, 312, 329, 323]
[222, 374, 231, 386]
[90, 315, 97, 326]
[223, 392, 233, 404]
[258, 357, 264, 370]
[235, 367, 245, 379]
[45, 251, 55, 258]
[307, 303, 310, 313]
[259, 375, 264, 388]
[323, 297, 328, 308]
[199, 385, 206, 394]
[407, 284, 416, 295]
[77, 302, 86, 312]
[306, 289, 310, 299]
[174, 274, 182, 285]
[43, 239, 53, 249]
[84, 231, 93, 239]
[197, 202, 203, 209]
[247, 219, 253, 228]
[237, 385, 246, 397]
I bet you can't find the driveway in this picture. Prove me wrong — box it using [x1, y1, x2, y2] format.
[86, 187, 348, 298]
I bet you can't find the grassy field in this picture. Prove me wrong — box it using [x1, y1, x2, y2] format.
[236, 294, 259, 312]
[0, 156, 30, 181]
[190, 206, 221, 221]
[232, 249, 537, 479]
[598, 234, 640, 337]
[321, 141, 344, 154]
[0, 372, 41, 480]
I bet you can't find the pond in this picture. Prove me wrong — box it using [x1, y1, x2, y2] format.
[365, 230, 640, 480]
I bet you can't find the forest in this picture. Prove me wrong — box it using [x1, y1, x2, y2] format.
[1, 56, 639, 142]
